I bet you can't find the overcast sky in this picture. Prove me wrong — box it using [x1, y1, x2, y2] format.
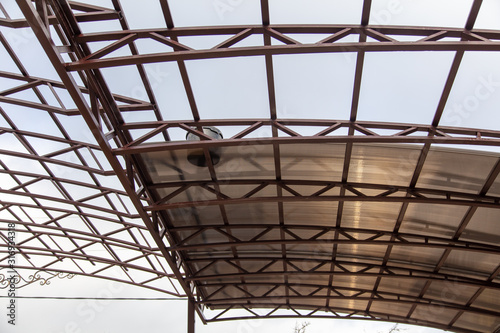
[1, 274, 446, 333]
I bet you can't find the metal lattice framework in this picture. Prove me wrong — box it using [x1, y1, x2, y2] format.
[1, 0, 500, 332]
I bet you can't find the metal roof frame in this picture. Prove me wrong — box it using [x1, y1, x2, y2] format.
[1, 0, 499, 332]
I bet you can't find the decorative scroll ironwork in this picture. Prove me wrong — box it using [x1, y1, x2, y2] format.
[0, 269, 75, 289]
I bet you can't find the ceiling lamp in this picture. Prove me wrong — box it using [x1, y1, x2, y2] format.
[186, 126, 223, 167]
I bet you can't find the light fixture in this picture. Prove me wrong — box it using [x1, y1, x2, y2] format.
[186, 126, 223, 167]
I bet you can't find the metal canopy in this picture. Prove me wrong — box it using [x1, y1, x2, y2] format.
[1, 0, 500, 332]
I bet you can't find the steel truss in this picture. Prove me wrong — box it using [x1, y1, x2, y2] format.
[2, 0, 499, 332]
[65, 25, 500, 70]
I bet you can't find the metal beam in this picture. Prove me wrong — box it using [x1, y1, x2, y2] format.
[65, 24, 500, 70]
[188, 299, 195, 333]
[15, 0, 195, 303]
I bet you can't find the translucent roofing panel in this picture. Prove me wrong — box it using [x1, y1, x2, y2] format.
[216, 145, 276, 180]
[225, 202, 279, 225]
[341, 201, 401, 231]
[417, 146, 498, 193]
[454, 312, 500, 332]
[378, 277, 427, 296]
[370, 301, 413, 319]
[410, 304, 460, 327]
[142, 149, 212, 182]
[443, 249, 500, 275]
[283, 201, 339, 226]
[389, 245, 445, 266]
[167, 205, 224, 227]
[348, 143, 420, 186]
[475, 288, 500, 313]
[462, 207, 500, 246]
[401, 203, 469, 238]
[280, 143, 345, 181]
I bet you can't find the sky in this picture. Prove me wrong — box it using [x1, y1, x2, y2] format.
[1, 0, 500, 332]
[0, 274, 446, 333]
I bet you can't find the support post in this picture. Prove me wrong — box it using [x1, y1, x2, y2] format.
[188, 299, 195, 333]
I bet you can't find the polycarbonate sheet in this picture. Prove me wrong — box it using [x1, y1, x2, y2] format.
[488, 172, 500, 196]
[369, 301, 413, 318]
[341, 201, 401, 231]
[461, 207, 500, 246]
[178, 228, 235, 247]
[377, 277, 427, 297]
[336, 243, 390, 261]
[454, 312, 500, 333]
[167, 205, 224, 227]
[283, 201, 339, 226]
[232, 226, 282, 243]
[280, 143, 345, 181]
[285, 243, 336, 259]
[417, 146, 499, 194]
[218, 183, 277, 200]
[319, 275, 377, 292]
[156, 185, 222, 206]
[225, 259, 284, 275]
[400, 203, 469, 238]
[348, 143, 420, 186]
[224, 202, 279, 225]
[443, 249, 500, 275]
[423, 281, 479, 307]
[216, 145, 276, 180]
[228, 243, 284, 257]
[410, 304, 460, 326]
[389, 245, 445, 266]
[192, 261, 243, 279]
[142, 149, 212, 182]
[474, 288, 500, 312]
